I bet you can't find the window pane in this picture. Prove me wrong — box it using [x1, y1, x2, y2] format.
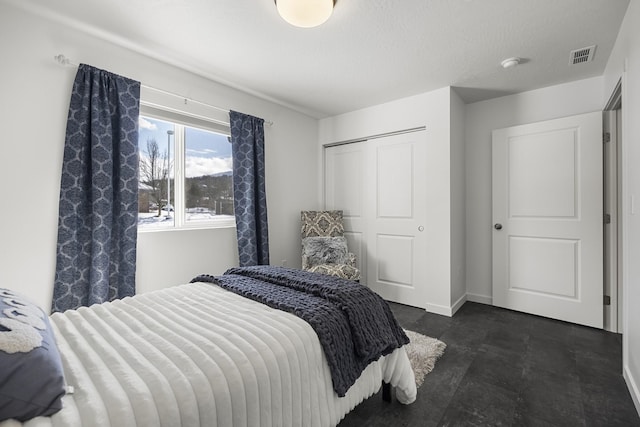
[184, 126, 234, 223]
[137, 116, 175, 229]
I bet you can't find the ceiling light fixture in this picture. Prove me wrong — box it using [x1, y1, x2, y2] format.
[275, 0, 335, 28]
[501, 57, 521, 69]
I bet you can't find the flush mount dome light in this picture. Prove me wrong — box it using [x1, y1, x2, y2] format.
[275, 0, 335, 28]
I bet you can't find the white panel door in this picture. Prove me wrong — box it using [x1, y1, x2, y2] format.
[325, 142, 366, 280]
[492, 112, 603, 328]
[365, 132, 428, 307]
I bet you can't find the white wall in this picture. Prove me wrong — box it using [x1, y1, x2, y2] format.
[464, 77, 604, 304]
[450, 88, 466, 310]
[319, 87, 456, 314]
[602, 0, 640, 413]
[0, 3, 319, 310]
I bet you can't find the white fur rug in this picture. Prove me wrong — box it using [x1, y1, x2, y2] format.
[404, 329, 447, 387]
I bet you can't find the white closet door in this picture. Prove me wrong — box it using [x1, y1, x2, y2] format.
[364, 132, 428, 307]
[325, 131, 428, 308]
[325, 141, 366, 281]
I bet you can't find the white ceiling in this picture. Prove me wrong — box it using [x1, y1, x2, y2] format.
[11, 0, 631, 118]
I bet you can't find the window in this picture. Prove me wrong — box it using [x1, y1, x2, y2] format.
[137, 110, 234, 231]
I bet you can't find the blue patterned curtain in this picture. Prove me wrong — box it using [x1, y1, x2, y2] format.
[229, 111, 270, 266]
[52, 64, 141, 313]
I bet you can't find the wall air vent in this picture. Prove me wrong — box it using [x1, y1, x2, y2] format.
[569, 45, 596, 65]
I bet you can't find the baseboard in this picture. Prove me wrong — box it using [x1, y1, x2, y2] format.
[451, 293, 467, 316]
[466, 292, 493, 305]
[624, 365, 640, 416]
[424, 293, 492, 317]
[425, 303, 455, 317]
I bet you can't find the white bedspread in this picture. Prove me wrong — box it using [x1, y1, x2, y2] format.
[6, 282, 416, 427]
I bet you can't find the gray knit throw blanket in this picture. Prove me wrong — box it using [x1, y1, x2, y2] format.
[191, 266, 409, 397]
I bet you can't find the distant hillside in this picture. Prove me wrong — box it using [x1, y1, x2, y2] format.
[186, 173, 233, 215]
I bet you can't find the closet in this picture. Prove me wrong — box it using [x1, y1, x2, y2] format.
[319, 86, 466, 315]
[325, 130, 429, 308]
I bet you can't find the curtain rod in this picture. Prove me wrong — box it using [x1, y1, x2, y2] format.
[54, 54, 273, 127]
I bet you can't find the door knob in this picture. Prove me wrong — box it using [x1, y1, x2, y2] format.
[494, 223, 503, 230]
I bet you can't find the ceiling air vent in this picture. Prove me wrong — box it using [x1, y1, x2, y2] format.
[569, 45, 596, 65]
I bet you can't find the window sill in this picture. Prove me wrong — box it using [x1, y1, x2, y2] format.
[137, 222, 236, 233]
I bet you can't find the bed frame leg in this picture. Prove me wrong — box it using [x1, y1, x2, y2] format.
[382, 382, 391, 402]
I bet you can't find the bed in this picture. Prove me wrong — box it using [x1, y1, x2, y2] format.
[0, 267, 416, 426]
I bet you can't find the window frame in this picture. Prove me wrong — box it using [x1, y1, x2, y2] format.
[138, 103, 235, 232]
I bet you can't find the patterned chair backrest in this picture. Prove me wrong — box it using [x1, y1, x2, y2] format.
[301, 210, 344, 238]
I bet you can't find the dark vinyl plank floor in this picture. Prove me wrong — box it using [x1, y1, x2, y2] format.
[338, 302, 640, 427]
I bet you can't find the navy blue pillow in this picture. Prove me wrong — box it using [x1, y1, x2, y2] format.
[0, 288, 66, 422]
